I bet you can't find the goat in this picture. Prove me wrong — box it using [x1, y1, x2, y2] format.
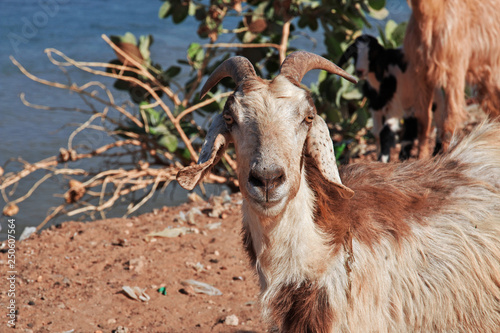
[339, 34, 445, 162]
[177, 51, 500, 332]
[405, 0, 500, 158]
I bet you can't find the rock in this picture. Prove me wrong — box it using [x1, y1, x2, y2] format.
[225, 314, 239, 326]
[129, 256, 146, 272]
[112, 327, 128, 333]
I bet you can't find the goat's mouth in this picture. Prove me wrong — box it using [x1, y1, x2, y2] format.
[244, 176, 288, 214]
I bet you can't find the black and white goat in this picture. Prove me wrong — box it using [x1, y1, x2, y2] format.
[339, 34, 445, 162]
[177, 51, 500, 332]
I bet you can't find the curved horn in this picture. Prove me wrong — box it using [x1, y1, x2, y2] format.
[279, 51, 357, 84]
[200, 56, 257, 98]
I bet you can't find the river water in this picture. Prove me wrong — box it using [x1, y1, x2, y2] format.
[0, 0, 409, 239]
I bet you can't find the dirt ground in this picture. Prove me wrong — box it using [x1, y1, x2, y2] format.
[0, 108, 484, 333]
[1, 191, 270, 333]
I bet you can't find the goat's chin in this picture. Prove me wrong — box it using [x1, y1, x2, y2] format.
[242, 188, 288, 217]
[245, 196, 287, 217]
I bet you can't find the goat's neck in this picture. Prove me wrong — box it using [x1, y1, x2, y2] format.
[243, 172, 330, 288]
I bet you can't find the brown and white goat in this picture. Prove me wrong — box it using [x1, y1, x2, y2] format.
[405, 0, 500, 158]
[177, 52, 500, 332]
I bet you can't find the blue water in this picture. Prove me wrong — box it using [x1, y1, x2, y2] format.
[0, 0, 410, 238]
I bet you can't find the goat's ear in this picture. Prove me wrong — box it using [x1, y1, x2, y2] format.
[176, 114, 230, 191]
[338, 43, 357, 68]
[306, 116, 355, 199]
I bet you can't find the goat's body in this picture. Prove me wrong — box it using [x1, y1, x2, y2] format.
[243, 122, 500, 332]
[405, 0, 500, 157]
[341, 35, 445, 161]
[178, 52, 500, 333]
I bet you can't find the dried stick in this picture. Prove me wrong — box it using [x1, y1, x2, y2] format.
[10, 56, 143, 128]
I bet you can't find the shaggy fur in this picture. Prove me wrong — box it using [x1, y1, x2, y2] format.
[177, 53, 500, 332]
[405, 0, 500, 157]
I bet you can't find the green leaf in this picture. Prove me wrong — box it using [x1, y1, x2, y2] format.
[391, 21, 408, 47]
[159, 1, 172, 19]
[138, 35, 153, 61]
[335, 142, 347, 160]
[368, 0, 386, 11]
[158, 134, 178, 152]
[121, 32, 137, 45]
[187, 43, 202, 59]
[188, 1, 197, 16]
[181, 148, 191, 161]
[342, 89, 363, 100]
[368, 7, 389, 20]
[173, 2, 189, 24]
[149, 124, 170, 136]
[164, 66, 181, 79]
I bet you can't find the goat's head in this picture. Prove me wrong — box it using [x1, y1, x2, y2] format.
[338, 34, 384, 80]
[177, 51, 355, 216]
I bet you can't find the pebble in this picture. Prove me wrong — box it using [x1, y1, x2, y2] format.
[224, 314, 239, 326]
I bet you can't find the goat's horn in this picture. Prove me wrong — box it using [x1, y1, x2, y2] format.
[200, 56, 257, 98]
[279, 51, 357, 84]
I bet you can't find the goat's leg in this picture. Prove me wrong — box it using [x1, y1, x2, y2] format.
[478, 78, 500, 118]
[415, 85, 434, 159]
[441, 79, 467, 151]
[399, 116, 418, 160]
[370, 108, 384, 157]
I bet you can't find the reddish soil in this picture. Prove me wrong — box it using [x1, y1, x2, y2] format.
[0, 192, 267, 333]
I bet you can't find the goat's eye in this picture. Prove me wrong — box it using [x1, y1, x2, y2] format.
[223, 112, 234, 125]
[304, 114, 315, 124]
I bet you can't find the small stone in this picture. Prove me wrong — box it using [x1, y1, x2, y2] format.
[107, 318, 117, 325]
[224, 314, 239, 326]
[28, 300, 35, 306]
[63, 277, 71, 286]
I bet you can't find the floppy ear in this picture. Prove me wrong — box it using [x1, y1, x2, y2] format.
[176, 114, 231, 191]
[338, 43, 357, 68]
[306, 116, 355, 199]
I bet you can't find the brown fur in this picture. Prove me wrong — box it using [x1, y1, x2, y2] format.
[241, 225, 257, 267]
[306, 154, 474, 249]
[405, 0, 500, 157]
[270, 281, 334, 333]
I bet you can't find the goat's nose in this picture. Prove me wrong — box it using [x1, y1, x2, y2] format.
[248, 165, 286, 201]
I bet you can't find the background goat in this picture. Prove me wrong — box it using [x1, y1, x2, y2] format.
[405, 0, 500, 158]
[177, 51, 500, 332]
[339, 34, 445, 162]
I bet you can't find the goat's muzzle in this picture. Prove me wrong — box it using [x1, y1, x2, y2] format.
[246, 164, 286, 207]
